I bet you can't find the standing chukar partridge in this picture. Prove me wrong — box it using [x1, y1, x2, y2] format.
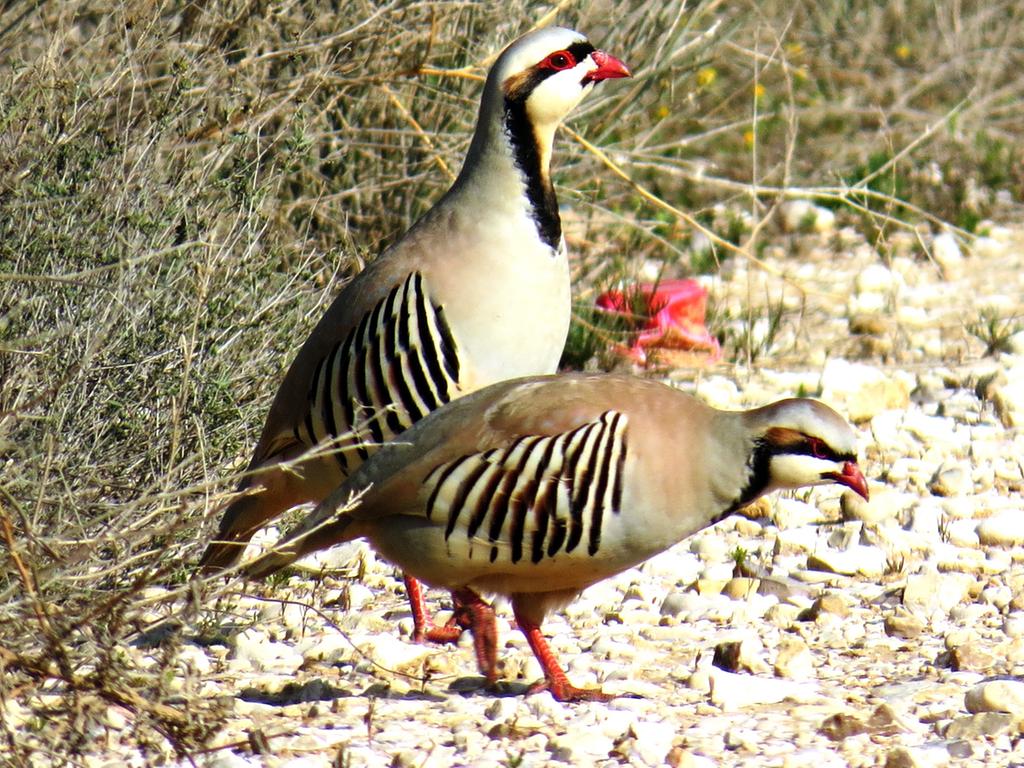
[244, 373, 870, 702]
[198, 27, 629, 640]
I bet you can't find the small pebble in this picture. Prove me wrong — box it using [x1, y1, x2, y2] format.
[977, 513, 1024, 546]
[965, 680, 1024, 716]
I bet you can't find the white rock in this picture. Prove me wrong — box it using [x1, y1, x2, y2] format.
[848, 292, 887, 315]
[985, 548, 1012, 574]
[2, 700, 30, 731]
[871, 409, 912, 450]
[660, 590, 707, 618]
[949, 604, 992, 625]
[345, 583, 375, 611]
[177, 644, 213, 675]
[902, 572, 973, 618]
[932, 542, 986, 573]
[780, 199, 814, 232]
[902, 410, 958, 447]
[528, 692, 570, 722]
[359, 633, 434, 673]
[1005, 614, 1024, 639]
[810, 206, 836, 233]
[774, 637, 815, 680]
[970, 236, 1006, 259]
[842, 487, 910, 524]
[990, 369, 1024, 427]
[910, 503, 942, 536]
[708, 668, 818, 710]
[764, 603, 803, 628]
[982, 585, 1013, 609]
[548, 730, 615, 762]
[778, 201, 835, 234]
[102, 706, 129, 730]
[1006, 330, 1024, 355]
[299, 540, 372, 573]
[642, 548, 703, 583]
[855, 263, 902, 294]
[884, 745, 950, 768]
[668, 752, 717, 768]
[280, 600, 310, 630]
[630, 720, 677, 766]
[977, 513, 1024, 546]
[690, 535, 729, 561]
[205, 752, 260, 768]
[807, 544, 887, 577]
[700, 562, 735, 581]
[928, 463, 973, 497]
[820, 359, 911, 422]
[931, 232, 964, 277]
[774, 498, 831, 529]
[775, 525, 820, 553]
[694, 376, 741, 409]
[589, 708, 640, 739]
[485, 697, 519, 722]
[965, 680, 1024, 716]
[298, 633, 351, 663]
[944, 518, 980, 548]
[784, 748, 851, 768]
[232, 629, 304, 673]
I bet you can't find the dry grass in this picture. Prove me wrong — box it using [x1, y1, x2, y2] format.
[1, 0, 1022, 761]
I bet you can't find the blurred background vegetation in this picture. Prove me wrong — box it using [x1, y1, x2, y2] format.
[1, 0, 1022, 759]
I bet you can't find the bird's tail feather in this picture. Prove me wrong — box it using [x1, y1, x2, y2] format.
[242, 488, 362, 580]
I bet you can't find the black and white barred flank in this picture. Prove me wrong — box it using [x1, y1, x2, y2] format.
[295, 272, 460, 470]
[424, 411, 629, 564]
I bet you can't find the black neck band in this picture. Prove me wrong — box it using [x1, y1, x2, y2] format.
[503, 100, 561, 250]
[718, 439, 775, 520]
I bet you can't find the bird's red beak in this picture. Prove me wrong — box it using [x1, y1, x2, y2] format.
[585, 51, 631, 84]
[826, 461, 870, 501]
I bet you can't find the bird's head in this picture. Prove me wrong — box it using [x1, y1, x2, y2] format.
[743, 398, 869, 500]
[490, 27, 630, 130]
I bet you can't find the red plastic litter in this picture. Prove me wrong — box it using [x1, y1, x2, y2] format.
[595, 278, 721, 366]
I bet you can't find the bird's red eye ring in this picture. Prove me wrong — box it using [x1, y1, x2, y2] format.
[541, 50, 576, 71]
[809, 438, 827, 459]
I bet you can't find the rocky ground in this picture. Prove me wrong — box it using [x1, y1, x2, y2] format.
[15, 215, 1024, 767]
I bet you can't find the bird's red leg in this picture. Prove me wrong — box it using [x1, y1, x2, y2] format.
[512, 605, 613, 703]
[404, 575, 462, 644]
[450, 588, 499, 684]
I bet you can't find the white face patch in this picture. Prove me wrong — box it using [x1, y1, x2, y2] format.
[524, 62, 596, 128]
[768, 454, 843, 491]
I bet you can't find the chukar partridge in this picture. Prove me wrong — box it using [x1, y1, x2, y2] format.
[199, 27, 629, 639]
[244, 373, 870, 702]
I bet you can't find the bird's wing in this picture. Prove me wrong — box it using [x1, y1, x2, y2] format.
[418, 408, 630, 565]
[252, 262, 462, 468]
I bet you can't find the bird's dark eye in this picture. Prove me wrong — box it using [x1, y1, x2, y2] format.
[541, 50, 576, 71]
[809, 438, 827, 459]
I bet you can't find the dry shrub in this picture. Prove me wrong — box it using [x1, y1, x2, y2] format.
[0, 0, 1021, 761]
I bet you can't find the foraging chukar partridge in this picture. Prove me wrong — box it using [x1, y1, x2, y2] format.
[244, 373, 870, 702]
[198, 27, 629, 638]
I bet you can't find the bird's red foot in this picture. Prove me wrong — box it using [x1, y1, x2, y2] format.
[412, 621, 463, 644]
[526, 678, 614, 702]
[404, 575, 464, 645]
[450, 588, 499, 683]
[513, 603, 614, 703]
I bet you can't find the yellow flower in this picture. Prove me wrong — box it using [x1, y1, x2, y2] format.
[895, 44, 911, 60]
[753, 83, 766, 100]
[655, 105, 670, 119]
[743, 129, 755, 147]
[794, 66, 809, 82]
[784, 42, 803, 58]
[696, 67, 717, 88]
